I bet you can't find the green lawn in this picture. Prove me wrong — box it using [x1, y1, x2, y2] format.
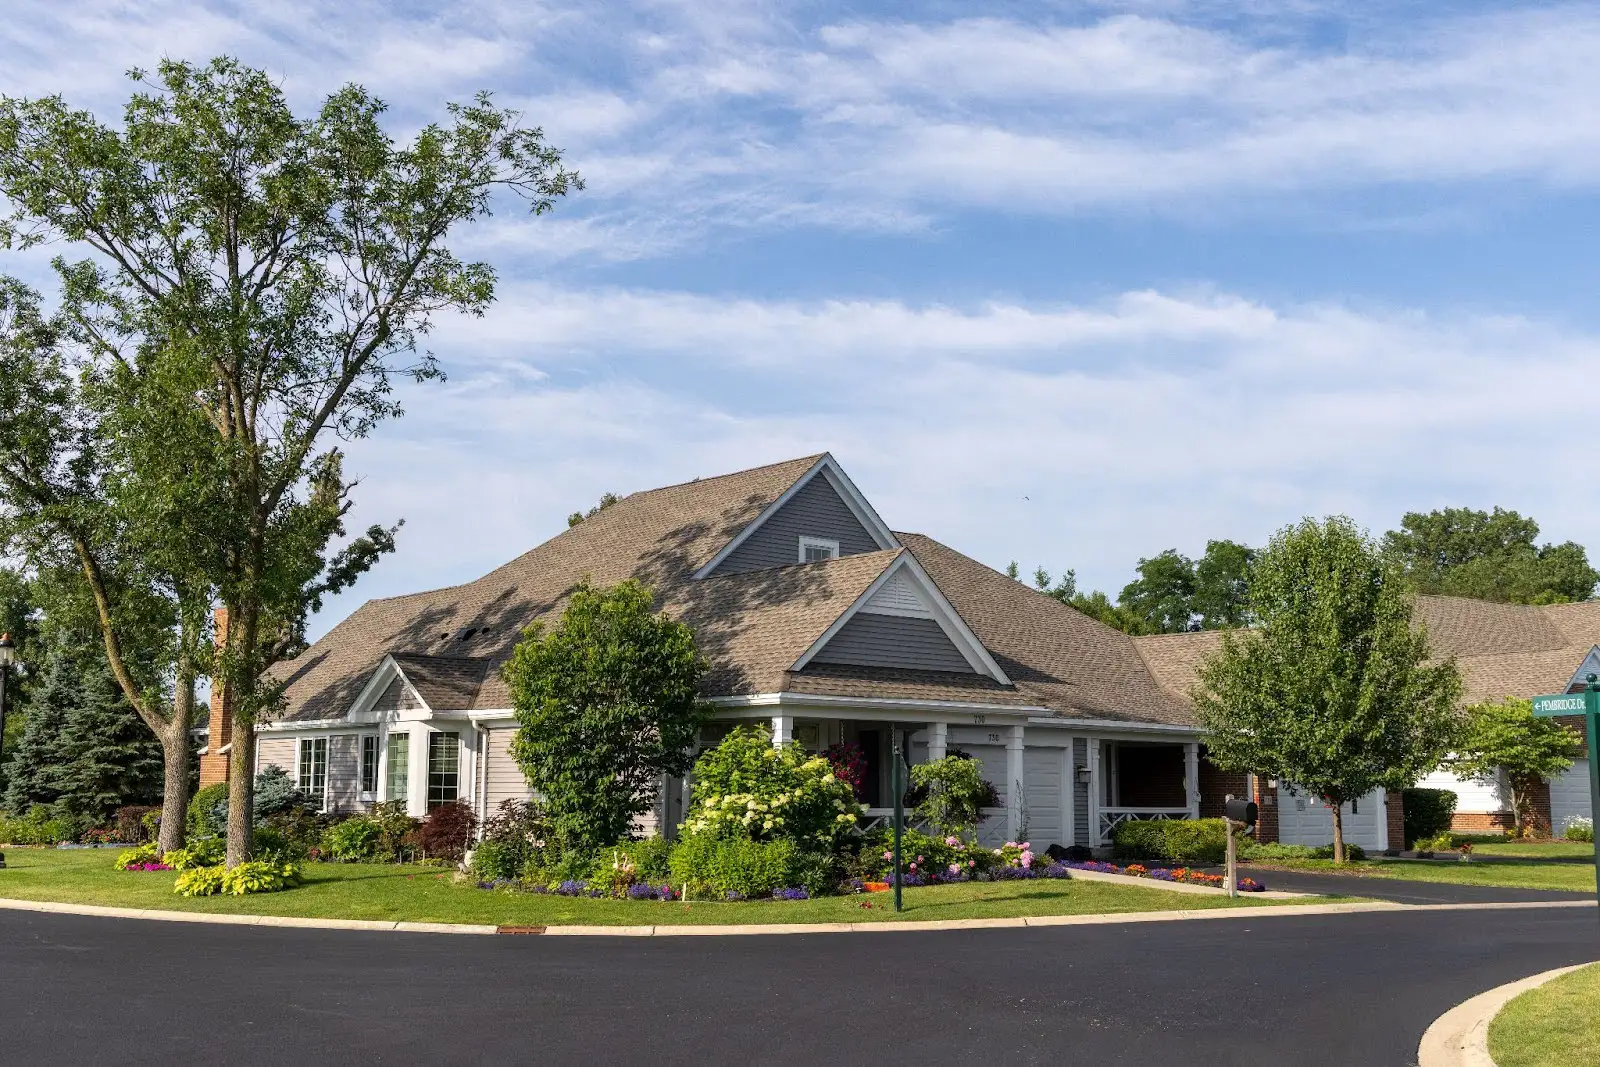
[0, 848, 1314, 927]
[1243, 856, 1595, 893]
[1470, 840, 1596, 862]
[1489, 963, 1600, 1067]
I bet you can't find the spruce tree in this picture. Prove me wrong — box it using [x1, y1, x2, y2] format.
[54, 654, 164, 823]
[1, 645, 73, 814]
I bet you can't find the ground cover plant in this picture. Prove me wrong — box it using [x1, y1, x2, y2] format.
[1488, 962, 1600, 1067]
[0, 848, 1310, 926]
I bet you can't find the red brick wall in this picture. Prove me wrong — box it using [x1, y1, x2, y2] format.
[1198, 755, 1247, 819]
[1385, 791, 1404, 851]
[1524, 777, 1553, 838]
[1254, 775, 1279, 844]
[1451, 811, 1514, 832]
[197, 607, 232, 788]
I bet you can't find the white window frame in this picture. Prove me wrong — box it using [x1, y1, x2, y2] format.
[427, 731, 462, 809]
[359, 734, 380, 799]
[296, 737, 329, 811]
[384, 732, 410, 804]
[798, 536, 841, 564]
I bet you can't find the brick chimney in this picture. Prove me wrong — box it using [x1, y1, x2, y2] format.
[197, 607, 234, 788]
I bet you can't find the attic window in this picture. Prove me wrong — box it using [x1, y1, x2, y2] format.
[799, 536, 840, 564]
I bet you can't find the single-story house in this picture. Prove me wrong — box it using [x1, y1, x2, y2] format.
[198, 453, 1596, 852]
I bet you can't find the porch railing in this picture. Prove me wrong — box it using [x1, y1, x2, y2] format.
[1097, 807, 1191, 844]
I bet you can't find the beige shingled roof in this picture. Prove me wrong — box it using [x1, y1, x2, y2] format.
[1133, 594, 1600, 707]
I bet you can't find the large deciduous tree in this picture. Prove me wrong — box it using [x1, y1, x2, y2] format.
[1194, 516, 1463, 861]
[0, 58, 579, 865]
[1383, 506, 1598, 604]
[504, 579, 707, 856]
[1448, 697, 1582, 838]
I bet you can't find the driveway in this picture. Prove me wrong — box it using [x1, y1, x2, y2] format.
[2, 905, 1597, 1065]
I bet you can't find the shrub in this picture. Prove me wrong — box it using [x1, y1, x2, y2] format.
[1112, 819, 1229, 866]
[909, 755, 993, 838]
[823, 741, 868, 801]
[367, 801, 421, 861]
[115, 843, 161, 869]
[683, 727, 865, 850]
[115, 806, 161, 844]
[473, 799, 548, 874]
[174, 865, 226, 897]
[321, 816, 382, 861]
[253, 826, 308, 864]
[1238, 840, 1320, 861]
[467, 839, 522, 882]
[221, 860, 302, 895]
[1402, 788, 1458, 848]
[668, 834, 801, 899]
[252, 765, 309, 818]
[163, 837, 225, 871]
[1313, 842, 1367, 860]
[612, 836, 672, 882]
[414, 801, 477, 863]
[0, 806, 83, 845]
[187, 783, 229, 837]
[1565, 817, 1594, 843]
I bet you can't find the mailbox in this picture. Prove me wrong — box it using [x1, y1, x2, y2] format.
[1225, 797, 1258, 830]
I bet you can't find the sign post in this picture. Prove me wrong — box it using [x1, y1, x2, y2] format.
[891, 730, 904, 914]
[1532, 675, 1600, 927]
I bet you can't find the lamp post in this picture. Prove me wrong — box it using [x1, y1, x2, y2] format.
[0, 633, 17, 765]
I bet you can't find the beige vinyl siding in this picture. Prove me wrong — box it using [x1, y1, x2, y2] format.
[810, 613, 974, 673]
[327, 734, 361, 813]
[713, 474, 880, 575]
[256, 735, 296, 776]
[483, 727, 533, 810]
[372, 675, 425, 713]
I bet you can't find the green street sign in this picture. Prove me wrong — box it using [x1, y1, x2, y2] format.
[1532, 693, 1588, 717]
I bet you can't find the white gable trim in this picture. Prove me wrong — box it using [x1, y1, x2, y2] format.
[1563, 645, 1600, 694]
[345, 655, 432, 721]
[789, 552, 1011, 684]
[692, 453, 899, 579]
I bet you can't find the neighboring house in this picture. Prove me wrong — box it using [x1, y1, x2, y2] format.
[194, 453, 1598, 851]
[1137, 600, 1600, 840]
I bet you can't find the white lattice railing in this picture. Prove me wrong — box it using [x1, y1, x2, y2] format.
[1098, 807, 1191, 843]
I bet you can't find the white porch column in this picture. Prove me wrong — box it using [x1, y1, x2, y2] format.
[928, 721, 948, 762]
[1184, 741, 1200, 820]
[771, 715, 794, 746]
[406, 724, 430, 818]
[1006, 724, 1025, 841]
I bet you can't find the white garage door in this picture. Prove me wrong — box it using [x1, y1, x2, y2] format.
[1551, 760, 1592, 837]
[1022, 748, 1066, 853]
[1277, 785, 1387, 852]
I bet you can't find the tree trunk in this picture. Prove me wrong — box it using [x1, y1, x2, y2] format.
[1329, 799, 1346, 864]
[156, 722, 191, 854]
[224, 704, 254, 867]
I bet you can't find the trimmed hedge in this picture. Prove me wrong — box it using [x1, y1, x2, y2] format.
[1111, 818, 1229, 866]
[1402, 788, 1457, 848]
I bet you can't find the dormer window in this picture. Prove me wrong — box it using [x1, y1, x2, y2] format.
[799, 536, 840, 563]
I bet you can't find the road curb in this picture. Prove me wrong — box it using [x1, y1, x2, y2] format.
[1417, 962, 1593, 1067]
[1, 892, 1588, 937]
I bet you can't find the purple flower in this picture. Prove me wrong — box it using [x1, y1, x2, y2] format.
[772, 887, 810, 901]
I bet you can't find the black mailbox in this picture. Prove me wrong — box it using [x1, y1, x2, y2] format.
[1225, 797, 1258, 830]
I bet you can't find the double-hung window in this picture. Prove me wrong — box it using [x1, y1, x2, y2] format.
[360, 735, 379, 795]
[385, 733, 410, 802]
[297, 737, 328, 809]
[798, 536, 840, 564]
[427, 732, 461, 808]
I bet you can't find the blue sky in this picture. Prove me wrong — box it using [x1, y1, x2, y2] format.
[4, 1, 1598, 637]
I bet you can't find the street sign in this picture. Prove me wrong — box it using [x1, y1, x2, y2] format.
[1532, 693, 1587, 717]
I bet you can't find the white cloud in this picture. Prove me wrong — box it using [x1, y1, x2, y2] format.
[317, 282, 1600, 634]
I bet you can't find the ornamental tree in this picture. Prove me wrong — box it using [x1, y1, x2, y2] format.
[0, 58, 579, 865]
[1448, 697, 1582, 837]
[1194, 516, 1463, 862]
[909, 754, 989, 839]
[505, 579, 707, 856]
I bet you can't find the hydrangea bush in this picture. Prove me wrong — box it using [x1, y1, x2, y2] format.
[681, 727, 865, 849]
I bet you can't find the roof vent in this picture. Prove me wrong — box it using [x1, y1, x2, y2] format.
[461, 628, 478, 641]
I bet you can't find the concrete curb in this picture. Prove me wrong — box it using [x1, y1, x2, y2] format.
[1, 893, 1589, 937]
[1417, 962, 1593, 1067]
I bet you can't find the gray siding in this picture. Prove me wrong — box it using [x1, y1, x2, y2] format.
[483, 728, 534, 810]
[713, 474, 881, 575]
[1073, 737, 1089, 846]
[256, 735, 296, 776]
[372, 675, 425, 713]
[811, 613, 975, 674]
[327, 734, 361, 813]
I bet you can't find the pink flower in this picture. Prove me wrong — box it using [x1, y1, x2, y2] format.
[882, 851, 892, 860]
[945, 836, 961, 847]
[909, 862, 917, 871]
[1020, 850, 1034, 867]
[948, 863, 960, 874]
[916, 855, 925, 863]
[968, 859, 976, 867]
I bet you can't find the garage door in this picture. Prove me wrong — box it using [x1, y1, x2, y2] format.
[1276, 785, 1386, 852]
[962, 744, 1009, 847]
[1551, 760, 1592, 837]
[1022, 748, 1066, 853]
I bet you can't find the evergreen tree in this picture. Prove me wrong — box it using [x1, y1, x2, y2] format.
[54, 652, 164, 823]
[1, 644, 73, 813]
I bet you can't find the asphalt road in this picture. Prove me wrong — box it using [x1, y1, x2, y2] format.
[3, 905, 1597, 1066]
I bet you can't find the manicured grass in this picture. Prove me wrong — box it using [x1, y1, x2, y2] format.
[1470, 840, 1596, 862]
[1244, 856, 1595, 893]
[0, 848, 1315, 926]
[1488, 962, 1600, 1067]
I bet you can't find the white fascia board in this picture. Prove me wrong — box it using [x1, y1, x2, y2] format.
[788, 552, 1011, 684]
[345, 654, 432, 721]
[707, 693, 1046, 717]
[255, 717, 354, 732]
[1026, 716, 1199, 737]
[1562, 645, 1600, 693]
[691, 453, 899, 579]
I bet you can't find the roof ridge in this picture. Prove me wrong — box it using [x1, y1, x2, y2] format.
[622, 452, 826, 500]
